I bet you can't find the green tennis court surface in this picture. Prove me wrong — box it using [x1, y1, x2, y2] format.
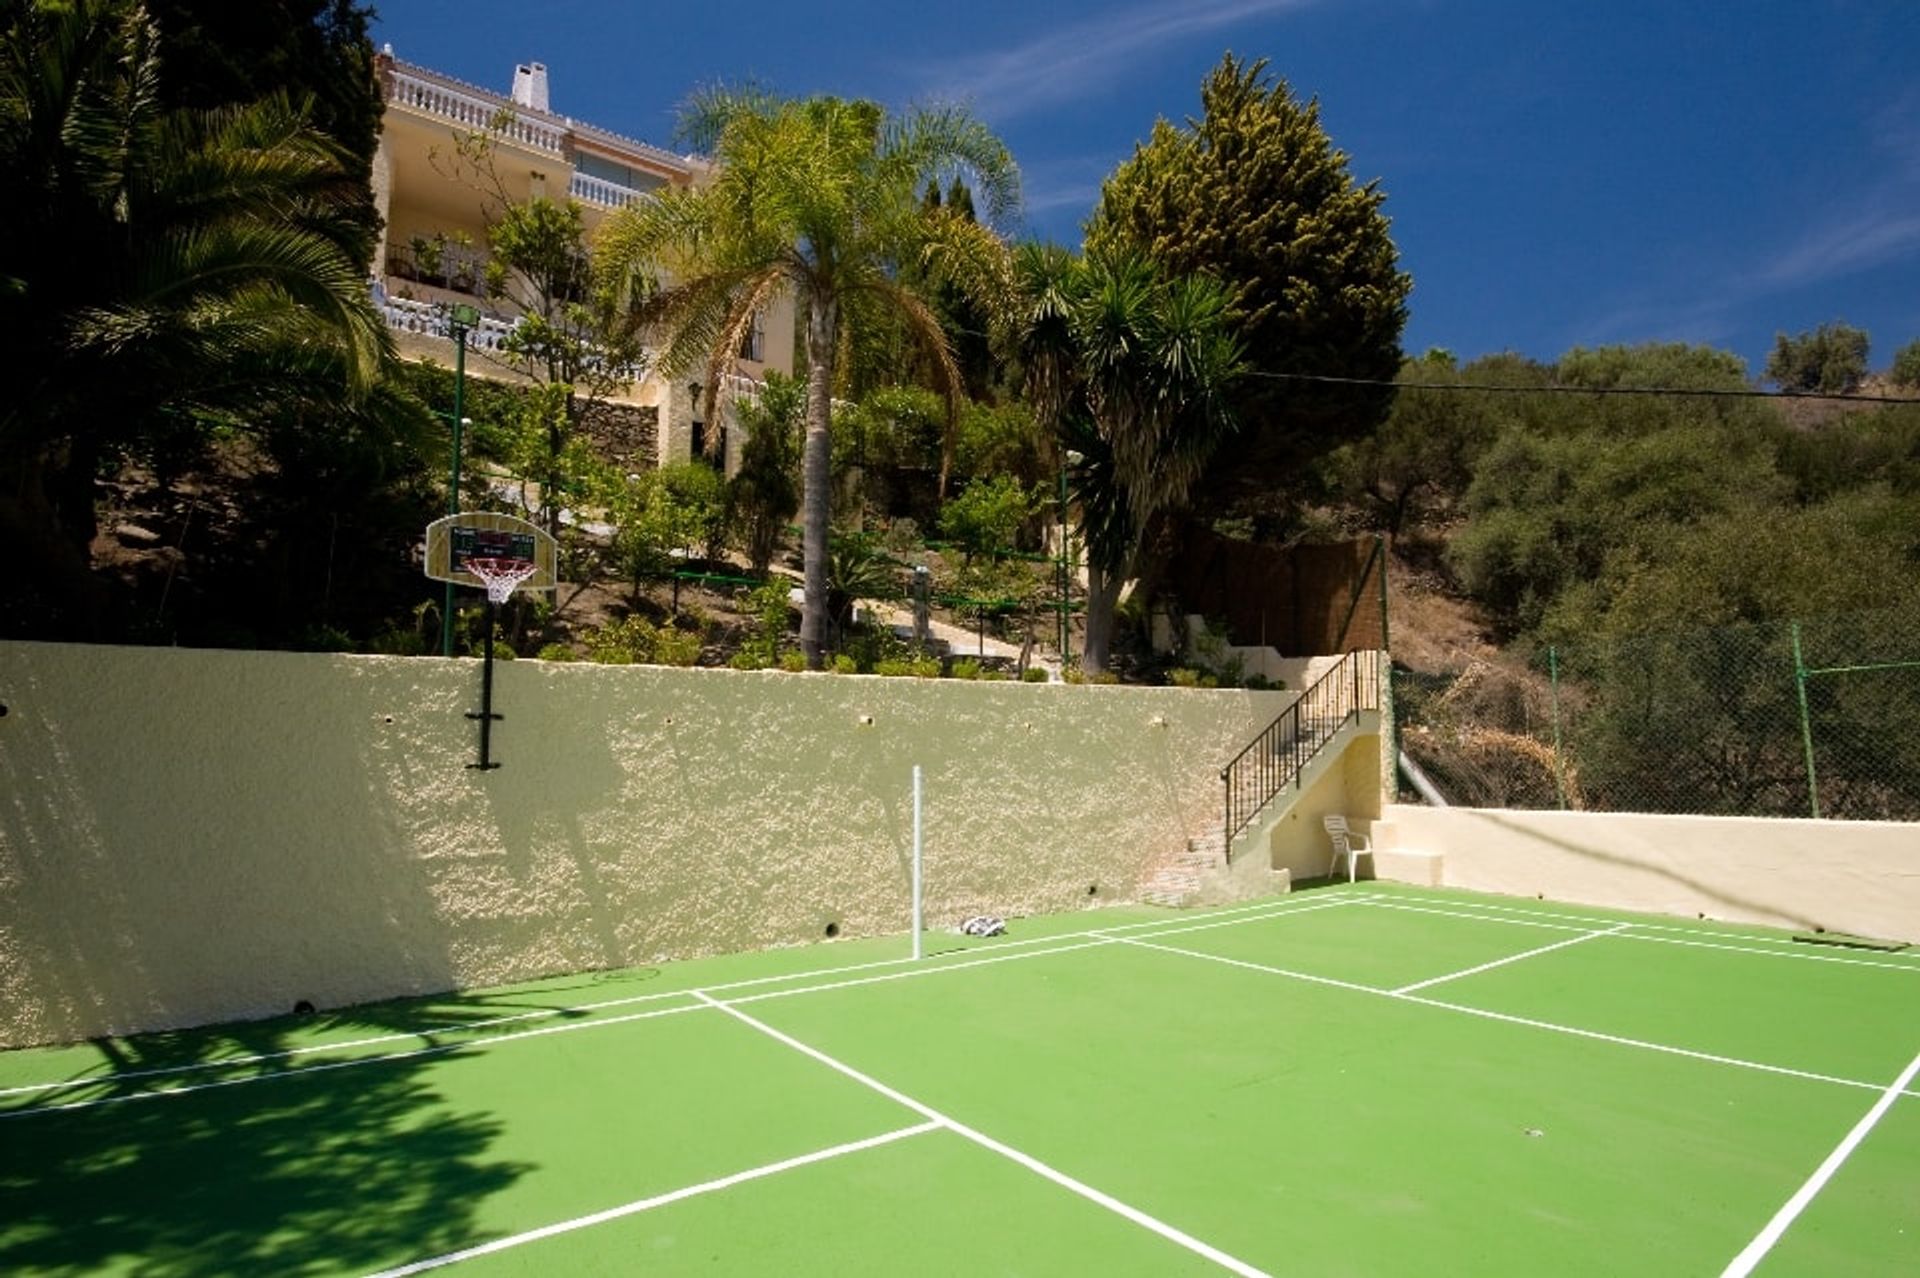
[4, 884, 1917, 1276]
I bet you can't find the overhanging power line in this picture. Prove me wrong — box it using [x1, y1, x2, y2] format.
[1243, 369, 1920, 405]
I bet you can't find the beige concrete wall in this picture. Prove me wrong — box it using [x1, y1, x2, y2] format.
[0, 642, 1290, 1047]
[1380, 804, 1920, 942]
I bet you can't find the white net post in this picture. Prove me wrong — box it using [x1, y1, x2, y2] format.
[911, 765, 924, 961]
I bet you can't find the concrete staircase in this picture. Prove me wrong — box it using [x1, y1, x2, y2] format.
[1137, 824, 1294, 908]
[1139, 827, 1227, 906]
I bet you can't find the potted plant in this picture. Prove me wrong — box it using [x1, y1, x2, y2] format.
[412, 233, 445, 287]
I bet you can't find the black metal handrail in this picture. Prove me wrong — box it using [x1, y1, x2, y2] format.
[1220, 650, 1382, 859]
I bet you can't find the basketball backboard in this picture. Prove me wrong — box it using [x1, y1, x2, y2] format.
[424, 511, 558, 595]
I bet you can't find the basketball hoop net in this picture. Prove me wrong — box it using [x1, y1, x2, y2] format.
[463, 556, 540, 605]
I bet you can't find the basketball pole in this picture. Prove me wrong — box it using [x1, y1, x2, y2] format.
[441, 307, 475, 658]
[465, 594, 503, 771]
[911, 765, 924, 961]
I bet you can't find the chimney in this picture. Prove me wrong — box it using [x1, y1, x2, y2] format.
[510, 62, 549, 113]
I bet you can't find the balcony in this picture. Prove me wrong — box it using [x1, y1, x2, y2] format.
[384, 63, 564, 155]
[569, 171, 652, 210]
[377, 294, 518, 353]
[373, 288, 648, 383]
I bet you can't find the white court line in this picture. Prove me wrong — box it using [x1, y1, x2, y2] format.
[1354, 898, 1600, 934]
[693, 992, 1274, 1278]
[0, 895, 1342, 1103]
[364, 1120, 944, 1277]
[1088, 931, 1386, 997]
[1356, 894, 1920, 976]
[1355, 893, 1920, 972]
[725, 938, 1118, 1005]
[0, 1002, 710, 1120]
[1, 897, 1353, 1116]
[0, 907, 1231, 1103]
[1109, 898, 1355, 942]
[1719, 1048, 1920, 1278]
[1108, 935, 1904, 1097]
[724, 899, 1360, 1010]
[1392, 924, 1631, 995]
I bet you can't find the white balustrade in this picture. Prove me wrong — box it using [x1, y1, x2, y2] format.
[569, 172, 651, 210]
[386, 66, 563, 154]
[374, 288, 645, 380]
[720, 372, 765, 406]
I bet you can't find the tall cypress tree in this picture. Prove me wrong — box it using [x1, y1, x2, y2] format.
[1088, 54, 1411, 529]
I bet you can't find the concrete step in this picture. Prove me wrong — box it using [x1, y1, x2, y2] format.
[1139, 825, 1230, 907]
[1373, 848, 1444, 886]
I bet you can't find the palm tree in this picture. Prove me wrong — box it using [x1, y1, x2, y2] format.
[0, 0, 390, 633]
[596, 90, 1019, 667]
[1001, 247, 1242, 673]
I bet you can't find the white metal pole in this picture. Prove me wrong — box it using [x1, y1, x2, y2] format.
[911, 765, 924, 960]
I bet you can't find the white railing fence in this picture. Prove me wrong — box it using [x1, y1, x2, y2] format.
[385, 65, 564, 155]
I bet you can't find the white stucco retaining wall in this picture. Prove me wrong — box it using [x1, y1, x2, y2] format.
[1379, 803, 1920, 942]
[0, 642, 1291, 1047]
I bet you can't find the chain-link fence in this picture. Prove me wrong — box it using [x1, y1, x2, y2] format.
[1394, 606, 1920, 821]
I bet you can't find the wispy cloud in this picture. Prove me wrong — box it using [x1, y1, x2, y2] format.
[926, 0, 1318, 122]
[1573, 89, 1920, 356]
[1757, 207, 1920, 290]
[1009, 153, 1118, 234]
[1756, 87, 1920, 290]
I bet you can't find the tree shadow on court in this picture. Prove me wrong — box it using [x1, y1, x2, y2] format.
[0, 1018, 534, 1277]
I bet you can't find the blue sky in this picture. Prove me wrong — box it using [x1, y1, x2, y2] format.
[372, 0, 1920, 376]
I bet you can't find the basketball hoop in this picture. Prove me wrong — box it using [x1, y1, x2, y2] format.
[463, 556, 540, 605]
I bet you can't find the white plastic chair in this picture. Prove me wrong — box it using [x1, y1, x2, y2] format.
[1323, 815, 1373, 882]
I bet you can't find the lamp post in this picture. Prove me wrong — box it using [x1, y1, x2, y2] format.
[441, 302, 480, 657]
[1057, 449, 1081, 662]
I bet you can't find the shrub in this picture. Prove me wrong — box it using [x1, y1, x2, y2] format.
[938, 474, 1040, 559]
[1168, 667, 1204, 688]
[1766, 322, 1870, 393]
[584, 616, 701, 666]
[729, 650, 769, 670]
[881, 517, 923, 554]
[535, 642, 578, 662]
[651, 624, 703, 667]
[1022, 666, 1050, 682]
[831, 653, 859, 674]
[370, 626, 430, 656]
[780, 650, 807, 672]
[585, 616, 650, 664]
[1892, 338, 1920, 389]
[876, 657, 939, 678]
[949, 659, 982, 680]
[297, 624, 355, 653]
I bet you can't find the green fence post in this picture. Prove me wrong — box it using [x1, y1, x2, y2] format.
[1549, 645, 1567, 810]
[1791, 621, 1821, 819]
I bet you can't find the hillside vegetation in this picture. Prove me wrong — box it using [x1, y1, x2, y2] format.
[1342, 346, 1920, 818]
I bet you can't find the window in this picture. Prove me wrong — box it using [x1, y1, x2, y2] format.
[738, 312, 764, 362]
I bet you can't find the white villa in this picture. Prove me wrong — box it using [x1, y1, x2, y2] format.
[369, 50, 795, 470]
